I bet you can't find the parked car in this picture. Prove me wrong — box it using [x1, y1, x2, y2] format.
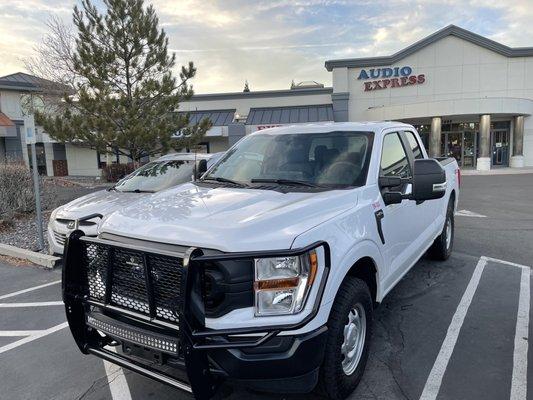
[48, 152, 222, 255]
[62, 122, 459, 399]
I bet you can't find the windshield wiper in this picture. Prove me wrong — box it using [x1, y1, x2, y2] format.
[250, 178, 321, 188]
[201, 176, 248, 187]
[120, 189, 155, 193]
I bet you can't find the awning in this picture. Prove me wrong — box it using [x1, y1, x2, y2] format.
[246, 104, 334, 125]
[184, 109, 235, 126]
[0, 112, 15, 137]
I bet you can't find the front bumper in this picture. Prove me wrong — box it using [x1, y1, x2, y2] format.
[62, 233, 330, 397]
[47, 226, 64, 255]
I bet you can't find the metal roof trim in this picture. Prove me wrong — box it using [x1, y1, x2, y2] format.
[325, 25, 533, 71]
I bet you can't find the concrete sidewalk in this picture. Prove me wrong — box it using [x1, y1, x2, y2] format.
[461, 167, 533, 176]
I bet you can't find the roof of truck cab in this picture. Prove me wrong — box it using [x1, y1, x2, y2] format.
[249, 121, 414, 135]
[155, 152, 219, 162]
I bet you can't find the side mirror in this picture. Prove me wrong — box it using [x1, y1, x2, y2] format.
[195, 159, 208, 180]
[411, 159, 446, 201]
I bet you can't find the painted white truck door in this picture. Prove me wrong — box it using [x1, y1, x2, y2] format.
[402, 130, 439, 253]
[377, 132, 421, 290]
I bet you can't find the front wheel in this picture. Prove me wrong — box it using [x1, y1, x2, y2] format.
[317, 277, 373, 400]
[429, 197, 454, 260]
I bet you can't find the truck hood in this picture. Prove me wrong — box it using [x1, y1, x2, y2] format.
[55, 190, 149, 220]
[101, 183, 358, 252]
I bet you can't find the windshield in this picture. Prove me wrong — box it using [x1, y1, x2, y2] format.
[114, 160, 196, 192]
[204, 131, 373, 189]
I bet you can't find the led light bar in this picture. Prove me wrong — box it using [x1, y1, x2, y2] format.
[87, 313, 179, 354]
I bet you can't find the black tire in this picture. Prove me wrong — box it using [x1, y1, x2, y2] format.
[317, 277, 373, 400]
[429, 197, 454, 260]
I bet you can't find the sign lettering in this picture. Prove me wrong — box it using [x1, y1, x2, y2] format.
[357, 66, 425, 91]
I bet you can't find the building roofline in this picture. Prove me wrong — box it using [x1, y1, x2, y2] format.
[178, 108, 236, 113]
[248, 103, 333, 111]
[0, 81, 42, 92]
[324, 25, 533, 71]
[187, 87, 333, 101]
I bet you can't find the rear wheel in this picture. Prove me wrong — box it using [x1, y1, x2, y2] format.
[429, 197, 454, 260]
[317, 277, 373, 400]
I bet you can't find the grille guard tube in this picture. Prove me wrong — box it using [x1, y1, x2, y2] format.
[62, 233, 330, 399]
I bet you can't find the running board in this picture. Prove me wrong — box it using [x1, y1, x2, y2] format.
[88, 347, 193, 393]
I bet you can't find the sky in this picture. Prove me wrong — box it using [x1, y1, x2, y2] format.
[1, 0, 533, 94]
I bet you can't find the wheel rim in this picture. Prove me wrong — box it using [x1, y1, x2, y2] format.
[341, 303, 366, 376]
[445, 216, 452, 250]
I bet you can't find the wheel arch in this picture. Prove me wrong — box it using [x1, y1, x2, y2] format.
[346, 256, 379, 304]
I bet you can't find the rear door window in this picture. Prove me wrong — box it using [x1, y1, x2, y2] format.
[404, 131, 424, 159]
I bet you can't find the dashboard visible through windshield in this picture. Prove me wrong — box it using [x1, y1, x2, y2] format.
[203, 131, 374, 190]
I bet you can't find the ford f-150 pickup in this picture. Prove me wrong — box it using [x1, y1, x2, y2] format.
[62, 122, 459, 399]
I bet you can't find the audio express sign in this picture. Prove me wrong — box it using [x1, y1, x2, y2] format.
[357, 66, 425, 91]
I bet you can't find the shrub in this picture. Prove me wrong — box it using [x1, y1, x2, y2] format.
[0, 161, 36, 219]
[101, 163, 136, 182]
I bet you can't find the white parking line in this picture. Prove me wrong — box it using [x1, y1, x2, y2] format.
[0, 280, 61, 300]
[482, 256, 530, 270]
[104, 348, 133, 400]
[0, 322, 68, 354]
[419, 257, 486, 400]
[420, 256, 531, 400]
[0, 301, 64, 308]
[0, 330, 44, 337]
[455, 209, 487, 218]
[510, 267, 530, 400]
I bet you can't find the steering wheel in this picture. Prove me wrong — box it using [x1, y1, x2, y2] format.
[319, 161, 360, 185]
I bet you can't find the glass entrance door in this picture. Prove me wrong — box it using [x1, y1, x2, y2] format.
[442, 131, 477, 168]
[463, 131, 477, 168]
[491, 130, 510, 167]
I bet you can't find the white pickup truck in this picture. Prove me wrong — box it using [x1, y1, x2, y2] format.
[63, 122, 459, 399]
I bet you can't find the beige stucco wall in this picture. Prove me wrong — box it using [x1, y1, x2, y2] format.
[334, 35, 533, 166]
[65, 144, 100, 176]
[0, 91, 23, 120]
[207, 136, 229, 153]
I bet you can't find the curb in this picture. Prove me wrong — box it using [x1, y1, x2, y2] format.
[461, 168, 533, 176]
[0, 244, 60, 269]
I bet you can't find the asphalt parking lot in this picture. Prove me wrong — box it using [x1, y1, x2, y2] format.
[0, 173, 532, 400]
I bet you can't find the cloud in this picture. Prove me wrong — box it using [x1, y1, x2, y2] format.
[1, 0, 533, 93]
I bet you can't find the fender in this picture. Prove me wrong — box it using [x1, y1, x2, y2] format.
[326, 239, 385, 305]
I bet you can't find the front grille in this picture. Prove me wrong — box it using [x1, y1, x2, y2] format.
[81, 240, 183, 324]
[53, 231, 66, 246]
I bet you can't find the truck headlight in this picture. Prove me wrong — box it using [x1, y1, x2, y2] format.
[254, 249, 318, 316]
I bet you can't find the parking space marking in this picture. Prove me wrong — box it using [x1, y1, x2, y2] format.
[104, 347, 133, 400]
[419, 257, 487, 400]
[482, 256, 530, 270]
[0, 330, 45, 337]
[455, 209, 487, 218]
[510, 267, 530, 400]
[0, 280, 61, 300]
[0, 301, 64, 308]
[0, 322, 68, 354]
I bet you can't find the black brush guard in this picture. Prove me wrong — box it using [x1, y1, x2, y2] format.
[62, 231, 329, 399]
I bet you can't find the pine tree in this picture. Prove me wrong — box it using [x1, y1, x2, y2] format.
[35, 0, 210, 163]
[243, 80, 250, 92]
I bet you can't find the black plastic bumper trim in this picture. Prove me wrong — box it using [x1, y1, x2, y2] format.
[88, 347, 192, 393]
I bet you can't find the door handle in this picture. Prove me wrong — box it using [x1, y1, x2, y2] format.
[374, 209, 385, 244]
